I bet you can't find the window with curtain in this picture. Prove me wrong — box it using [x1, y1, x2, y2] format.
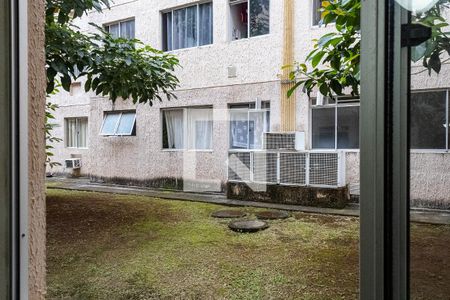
[162, 107, 213, 150]
[230, 0, 269, 40]
[105, 19, 135, 39]
[162, 2, 213, 51]
[311, 98, 360, 149]
[411, 90, 449, 150]
[65, 118, 88, 148]
[229, 102, 270, 149]
[100, 111, 136, 136]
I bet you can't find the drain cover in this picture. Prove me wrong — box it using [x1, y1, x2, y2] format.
[255, 210, 290, 220]
[211, 210, 247, 218]
[228, 220, 269, 233]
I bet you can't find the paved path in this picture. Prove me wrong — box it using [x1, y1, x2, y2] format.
[46, 177, 450, 225]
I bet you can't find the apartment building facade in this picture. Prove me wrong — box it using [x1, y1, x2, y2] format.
[48, 0, 450, 208]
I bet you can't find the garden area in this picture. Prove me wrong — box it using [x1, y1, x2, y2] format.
[47, 189, 450, 299]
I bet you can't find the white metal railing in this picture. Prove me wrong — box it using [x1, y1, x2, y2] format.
[227, 150, 346, 188]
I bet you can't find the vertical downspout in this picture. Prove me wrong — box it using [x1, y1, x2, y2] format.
[280, 0, 296, 132]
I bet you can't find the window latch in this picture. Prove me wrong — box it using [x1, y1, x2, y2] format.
[401, 23, 432, 47]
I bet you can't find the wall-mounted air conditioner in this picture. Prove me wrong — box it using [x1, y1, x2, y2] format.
[65, 158, 81, 169]
[263, 132, 305, 151]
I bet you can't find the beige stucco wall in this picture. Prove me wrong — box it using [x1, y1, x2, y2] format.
[28, 0, 46, 298]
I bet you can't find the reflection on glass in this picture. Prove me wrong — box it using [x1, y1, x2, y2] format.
[250, 0, 270, 37]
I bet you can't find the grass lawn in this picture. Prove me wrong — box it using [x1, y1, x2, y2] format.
[47, 189, 450, 300]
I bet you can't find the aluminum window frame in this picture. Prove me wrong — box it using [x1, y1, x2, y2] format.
[162, 1, 213, 52]
[161, 106, 214, 151]
[310, 97, 360, 151]
[100, 111, 136, 136]
[228, 104, 271, 150]
[104, 18, 136, 39]
[65, 117, 88, 149]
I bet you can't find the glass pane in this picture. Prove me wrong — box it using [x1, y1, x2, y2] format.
[186, 6, 197, 48]
[162, 109, 184, 149]
[337, 106, 359, 149]
[120, 20, 135, 39]
[410, 3, 450, 299]
[78, 118, 88, 148]
[249, 111, 267, 149]
[410, 91, 446, 150]
[116, 112, 136, 135]
[173, 8, 186, 50]
[312, 0, 323, 26]
[101, 113, 120, 135]
[199, 3, 213, 46]
[66, 119, 77, 147]
[230, 2, 248, 40]
[249, 0, 270, 37]
[187, 108, 213, 150]
[230, 110, 249, 149]
[312, 107, 335, 149]
[108, 23, 120, 38]
[163, 12, 173, 51]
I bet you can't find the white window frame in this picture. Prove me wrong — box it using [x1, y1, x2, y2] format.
[230, 0, 271, 41]
[65, 117, 88, 149]
[310, 96, 360, 151]
[100, 111, 136, 136]
[161, 106, 214, 151]
[228, 102, 270, 150]
[410, 88, 450, 153]
[162, 2, 213, 52]
[104, 18, 135, 39]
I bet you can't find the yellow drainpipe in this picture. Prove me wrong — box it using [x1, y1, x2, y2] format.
[280, 0, 296, 132]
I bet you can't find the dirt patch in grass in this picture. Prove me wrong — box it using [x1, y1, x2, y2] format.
[46, 189, 450, 300]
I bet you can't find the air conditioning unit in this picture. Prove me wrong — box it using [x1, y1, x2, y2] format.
[65, 158, 81, 169]
[263, 132, 305, 151]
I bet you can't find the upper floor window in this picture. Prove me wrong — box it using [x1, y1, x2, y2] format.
[411, 90, 449, 151]
[162, 107, 213, 150]
[65, 117, 88, 148]
[311, 96, 360, 150]
[312, 0, 333, 26]
[230, 0, 270, 40]
[162, 2, 213, 51]
[229, 101, 270, 149]
[105, 19, 135, 39]
[100, 111, 136, 136]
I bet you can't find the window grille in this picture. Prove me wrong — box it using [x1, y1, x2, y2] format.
[253, 152, 278, 183]
[309, 152, 338, 186]
[263, 133, 295, 150]
[280, 152, 307, 185]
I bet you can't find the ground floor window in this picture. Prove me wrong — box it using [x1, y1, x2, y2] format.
[411, 90, 449, 150]
[65, 117, 88, 148]
[162, 107, 213, 150]
[100, 111, 136, 136]
[311, 97, 359, 150]
[229, 102, 270, 149]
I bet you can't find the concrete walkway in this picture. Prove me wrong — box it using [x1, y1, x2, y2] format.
[46, 177, 450, 225]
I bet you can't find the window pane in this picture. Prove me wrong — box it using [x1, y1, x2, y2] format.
[312, 0, 322, 26]
[101, 113, 120, 135]
[230, 2, 248, 40]
[120, 20, 135, 39]
[249, 111, 267, 149]
[187, 108, 213, 150]
[116, 112, 136, 135]
[199, 3, 213, 46]
[162, 110, 184, 149]
[337, 106, 359, 149]
[108, 23, 120, 38]
[186, 6, 197, 48]
[163, 12, 173, 51]
[411, 91, 447, 149]
[66, 119, 77, 147]
[249, 0, 270, 37]
[230, 110, 250, 149]
[312, 107, 335, 149]
[173, 8, 187, 50]
[78, 118, 88, 148]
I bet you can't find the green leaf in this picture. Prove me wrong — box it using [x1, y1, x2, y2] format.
[311, 51, 326, 68]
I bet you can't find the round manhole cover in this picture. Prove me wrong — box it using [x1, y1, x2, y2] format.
[255, 210, 290, 220]
[211, 210, 247, 218]
[228, 220, 269, 233]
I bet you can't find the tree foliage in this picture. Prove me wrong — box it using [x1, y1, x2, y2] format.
[45, 0, 180, 104]
[290, 0, 450, 97]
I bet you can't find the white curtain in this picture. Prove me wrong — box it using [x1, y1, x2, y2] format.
[120, 20, 135, 39]
[188, 108, 213, 150]
[173, 8, 186, 50]
[78, 118, 88, 148]
[165, 110, 184, 149]
[66, 119, 77, 147]
[186, 6, 197, 48]
[199, 3, 213, 46]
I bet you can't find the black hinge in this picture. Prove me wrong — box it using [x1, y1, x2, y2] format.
[401, 23, 432, 47]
